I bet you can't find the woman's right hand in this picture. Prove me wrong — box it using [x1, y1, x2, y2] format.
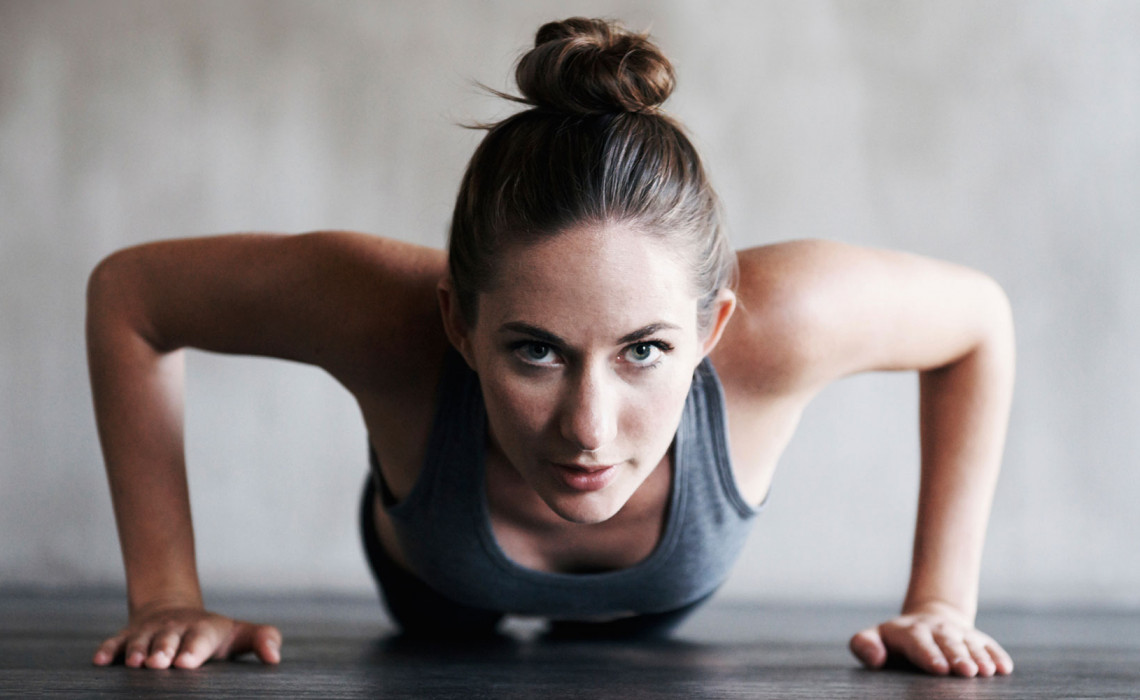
[92, 604, 282, 669]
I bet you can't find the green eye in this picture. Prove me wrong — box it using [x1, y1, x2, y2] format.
[625, 342, 663, 365]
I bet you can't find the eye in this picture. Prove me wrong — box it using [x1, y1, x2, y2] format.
[514, 341, 558, 366]
[623, 342, 665, 366]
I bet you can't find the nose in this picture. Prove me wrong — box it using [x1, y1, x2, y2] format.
[559, 365, 618, 453]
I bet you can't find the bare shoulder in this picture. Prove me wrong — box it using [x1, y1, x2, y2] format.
[711, 239, 852, 398]
[710, 238, 1010, 399]
[280, 231, 450, 391]
[91, 230, 450, 395]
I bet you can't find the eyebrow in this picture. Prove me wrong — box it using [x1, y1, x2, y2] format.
[498, 321, 681, 346]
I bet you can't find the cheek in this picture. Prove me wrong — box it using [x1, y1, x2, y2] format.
[621, 373, 694, 445]
[482, 376, 554, 444]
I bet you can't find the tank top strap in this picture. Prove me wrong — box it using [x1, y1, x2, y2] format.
[382, 347, 485, 520]
[686, 358, 764, 519]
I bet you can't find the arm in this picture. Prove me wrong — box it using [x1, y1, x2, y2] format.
[849, 262, 1015, 678]
[728, 240, 1015, 677]
[85, 232, 444, 668]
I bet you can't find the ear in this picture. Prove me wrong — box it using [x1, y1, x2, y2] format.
[437, 277, 476, 366]
[700, 288, 737, 357]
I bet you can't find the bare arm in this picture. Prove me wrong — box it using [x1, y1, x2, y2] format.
[85, 232, 444, 668]
[726, 240, 1015, 677]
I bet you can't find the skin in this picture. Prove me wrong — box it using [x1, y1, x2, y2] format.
[86, 226, 1014, 676]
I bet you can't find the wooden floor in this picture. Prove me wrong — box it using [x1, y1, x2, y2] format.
[2, 590, 1137, 699]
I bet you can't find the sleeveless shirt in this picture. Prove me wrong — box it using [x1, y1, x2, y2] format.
[373, 348, 762, 618]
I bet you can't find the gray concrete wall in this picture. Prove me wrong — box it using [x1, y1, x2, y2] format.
[2, 0, 1137, 607]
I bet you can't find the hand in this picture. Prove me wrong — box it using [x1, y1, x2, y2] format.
[92, 603, 282, 669]
[848, 601, 1013, 677]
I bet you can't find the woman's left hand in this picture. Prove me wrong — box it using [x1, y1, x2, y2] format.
[848, 601, 1014, 677]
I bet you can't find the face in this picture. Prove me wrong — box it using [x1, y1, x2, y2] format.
[442, 222, 734, 525]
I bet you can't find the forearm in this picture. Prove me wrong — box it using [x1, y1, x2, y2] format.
[905, 289, 1015, 623]
[86, 259, 203, 614]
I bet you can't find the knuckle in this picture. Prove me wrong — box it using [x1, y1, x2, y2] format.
[909, 622, 932, 638]
[182, 635, 212, 656]
[187, 621, 221, 644]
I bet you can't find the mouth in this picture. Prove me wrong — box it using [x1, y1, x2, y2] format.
[551, 462, 619, 492]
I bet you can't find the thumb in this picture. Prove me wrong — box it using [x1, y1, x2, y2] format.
[849, 626, 887, 669]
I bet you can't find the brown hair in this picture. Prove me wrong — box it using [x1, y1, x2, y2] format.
[448, 17, 736, 333]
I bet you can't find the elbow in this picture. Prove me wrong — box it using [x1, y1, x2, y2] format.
[86, 249, 136, 326]
[926, 274, 1016, 381]
[86, 247, 160, 350]
[980, 276, 1015, 358]
[86, 251, 119, 312]
[963, 275, 1016, 390]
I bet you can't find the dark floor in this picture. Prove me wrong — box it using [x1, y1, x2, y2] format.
[2, 590, 1138, 699]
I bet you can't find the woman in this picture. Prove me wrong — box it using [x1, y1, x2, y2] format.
[87, 18, 1015, 677]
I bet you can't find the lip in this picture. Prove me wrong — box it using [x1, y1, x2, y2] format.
[551, 462, 619, 492]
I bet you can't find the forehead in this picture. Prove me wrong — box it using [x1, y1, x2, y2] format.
[480, 223, 697, 334]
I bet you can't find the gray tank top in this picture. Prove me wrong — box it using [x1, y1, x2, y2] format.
[375, 348, 762, 618]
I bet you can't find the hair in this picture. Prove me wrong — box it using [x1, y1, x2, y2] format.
[447, 17, 737, 334]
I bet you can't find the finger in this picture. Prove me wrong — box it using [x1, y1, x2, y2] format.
[964, 637, 996, 677]
[986, 641, 1015, 675]
[932, 630, 978, 678]
[93, 633, 127, 666]
[123, 633, 153, 669]
[174, 623, 226, 669]
[253, 625, 283, 665]
[885, 624, 950, 675]
[848, 627, 887, 669]
[224, 623, 283, 664]
[145, 630, 183, 670]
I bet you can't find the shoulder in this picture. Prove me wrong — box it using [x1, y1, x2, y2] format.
[286, 231, 450, 391]
[710, 238, 1011, 399]
[710, 239, 853, 398]
[94, 230, 451, 393]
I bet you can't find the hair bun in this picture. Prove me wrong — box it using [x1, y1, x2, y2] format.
[515, 17, 675, 115]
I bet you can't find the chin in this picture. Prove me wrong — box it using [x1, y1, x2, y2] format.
[544, 490, 627, 525]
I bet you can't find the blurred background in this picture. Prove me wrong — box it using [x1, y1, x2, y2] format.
[2, 0, 1137, 611]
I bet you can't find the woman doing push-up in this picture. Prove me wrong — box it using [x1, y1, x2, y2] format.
[87, 17, 1015, 677]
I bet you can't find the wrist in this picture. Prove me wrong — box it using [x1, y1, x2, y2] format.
[902, 597, 976, 626]
[127, 581, 204, 618]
